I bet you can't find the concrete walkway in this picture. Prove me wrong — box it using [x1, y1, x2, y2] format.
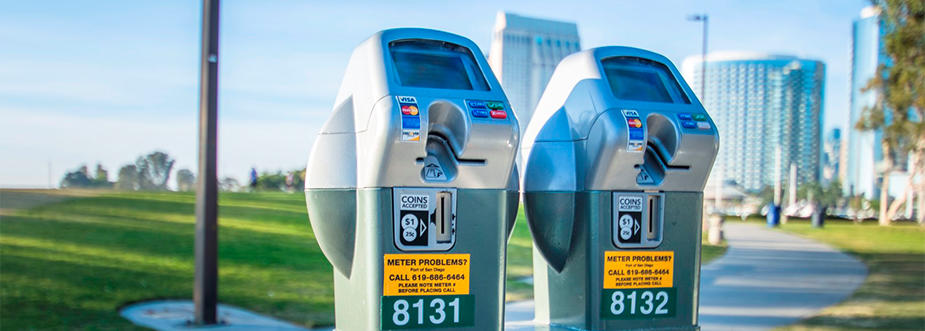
[505, 222, 867, 331]
[698, 222, 866, 330]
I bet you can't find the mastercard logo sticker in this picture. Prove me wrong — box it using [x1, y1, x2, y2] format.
[627, 118, 642, 128]
[401, 104, 419, 116]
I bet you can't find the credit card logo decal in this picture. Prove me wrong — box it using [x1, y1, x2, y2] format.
[625, 110, 645, 153]
[398, 96, 421, 142]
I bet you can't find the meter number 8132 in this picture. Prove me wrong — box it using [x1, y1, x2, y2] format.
[601, 288, 676, 319]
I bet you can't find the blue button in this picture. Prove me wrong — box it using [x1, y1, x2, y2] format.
[681, 120, 697, 129]
[467, 100, 487, 109]
[629, 128, 644, 140]
[471, 109, 489, 118]
[678, 113, 692, 120]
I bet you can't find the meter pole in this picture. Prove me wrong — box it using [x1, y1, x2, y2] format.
[195, 0, 220, 325]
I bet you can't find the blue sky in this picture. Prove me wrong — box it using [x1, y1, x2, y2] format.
[0, 0, 869, 187]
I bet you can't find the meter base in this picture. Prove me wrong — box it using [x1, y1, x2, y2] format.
[530, 191, 703, 331]
[328, 188, 517, 331]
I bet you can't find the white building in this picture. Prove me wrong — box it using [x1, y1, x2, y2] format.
[488, 11, 580, 133]
[846, 6, 887, 199]
[682, 52, 825, 192]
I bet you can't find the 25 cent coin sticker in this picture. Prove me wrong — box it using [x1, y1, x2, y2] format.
[603, 251, 674, 289]
[384, 254, 470, 296]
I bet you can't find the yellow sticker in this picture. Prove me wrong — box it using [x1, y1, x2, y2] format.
[603, 251, 673, 289]
[383, 254, 470, 296]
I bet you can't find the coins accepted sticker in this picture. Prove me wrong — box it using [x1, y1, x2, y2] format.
[603, 251, 674, 289]
[383, 254, 470, 296]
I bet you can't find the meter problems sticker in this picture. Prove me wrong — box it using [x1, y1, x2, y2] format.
[398, 96, 421, 142]
[603, 251, 674, 289]
[383, 254, 470, 296]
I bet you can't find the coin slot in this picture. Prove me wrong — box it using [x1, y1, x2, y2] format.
[647, 195, 660, 240]
[435, 191, 453, 243]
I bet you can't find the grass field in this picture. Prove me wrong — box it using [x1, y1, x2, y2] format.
[756, 218, 925, 331]
[0, 190, 726, 329]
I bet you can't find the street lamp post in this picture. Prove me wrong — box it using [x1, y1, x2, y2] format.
[688, 14, 722, 243]
[194, 0, 220, 325]
[687, 14, 708, 100]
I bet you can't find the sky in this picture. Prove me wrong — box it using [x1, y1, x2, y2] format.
[0, 0, 870, 188]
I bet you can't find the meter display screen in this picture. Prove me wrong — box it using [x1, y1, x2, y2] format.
[390, 40, 489, 91]
[602, 57, 690, 104]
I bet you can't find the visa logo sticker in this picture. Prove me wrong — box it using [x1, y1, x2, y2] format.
[397, 96, 417, 104]
[621, 109, 640, 118]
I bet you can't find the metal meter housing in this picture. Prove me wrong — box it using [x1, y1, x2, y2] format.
[305, 28, 520, 331]
[522, 46, 719, 331]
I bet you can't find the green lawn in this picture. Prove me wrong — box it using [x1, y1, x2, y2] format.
[763, 218, 925, 330]
[1, 191, 332, 329]
[0, 190, 727, 329]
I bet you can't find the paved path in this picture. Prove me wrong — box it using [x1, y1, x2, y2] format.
[697, 222, 866, 330]
[505, 222, 867, 331]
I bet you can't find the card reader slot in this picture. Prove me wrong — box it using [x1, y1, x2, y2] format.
[417, 132, 486, 165]
[646, 141, 690, 171]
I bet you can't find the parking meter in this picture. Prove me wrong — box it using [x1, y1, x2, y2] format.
[522, 46, 719, 330]
[305, 28, 520, 331]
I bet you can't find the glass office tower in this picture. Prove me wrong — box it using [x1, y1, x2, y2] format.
[846, 6, 886, 199]
[487, 11, 580, 134]
[682, 52, 825, 192]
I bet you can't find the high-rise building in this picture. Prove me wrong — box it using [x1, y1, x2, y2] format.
[488, 12, 580, 132]
[682, 52, 825, 192]
[823, 128, 842, 185]
[846, 6, 887, 198]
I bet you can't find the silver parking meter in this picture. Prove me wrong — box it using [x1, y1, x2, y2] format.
[305, 28, 520, 331]
[522, 46, 719, 330]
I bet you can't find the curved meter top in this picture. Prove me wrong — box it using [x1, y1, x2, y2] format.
[522, 46, 719, 193]
[306, 28, 519, 190]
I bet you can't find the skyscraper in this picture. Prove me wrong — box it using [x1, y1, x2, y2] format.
[682, 52, 825, 192]
[823, 128, 842, 185]
[488, 12, 580, 131]
[846, 6, 887, 198]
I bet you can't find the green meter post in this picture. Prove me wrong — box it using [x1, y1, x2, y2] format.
[521, 46, 719, 330]
[304, 28, 520, 331]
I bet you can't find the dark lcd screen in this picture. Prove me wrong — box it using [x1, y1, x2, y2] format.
[390, 40, 489, 91]
[602, 57, 690, 104]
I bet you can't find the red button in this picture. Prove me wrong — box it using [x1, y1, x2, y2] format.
[490, 110, 507, 119]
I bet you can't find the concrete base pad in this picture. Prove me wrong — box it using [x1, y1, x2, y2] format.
[120, 300, 321, 331]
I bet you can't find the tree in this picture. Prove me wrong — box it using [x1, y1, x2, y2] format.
[60, 165, 92, 188]
[135, 151, 175, 190]
[257, 171, 287, 191]
[117, 164, 140, 190]
[94, 164, 111, 187]
[219, 177, 240, 192]
[60, 163, 113, 188]
[858, 0, 925, 225]
[176, 169, 195, 192]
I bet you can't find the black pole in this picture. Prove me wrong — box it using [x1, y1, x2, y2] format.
[194, 0, 219, 325]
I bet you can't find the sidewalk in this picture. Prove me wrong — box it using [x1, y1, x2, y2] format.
[698, 222, 866, 330]
[505, 222, 867, 331]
